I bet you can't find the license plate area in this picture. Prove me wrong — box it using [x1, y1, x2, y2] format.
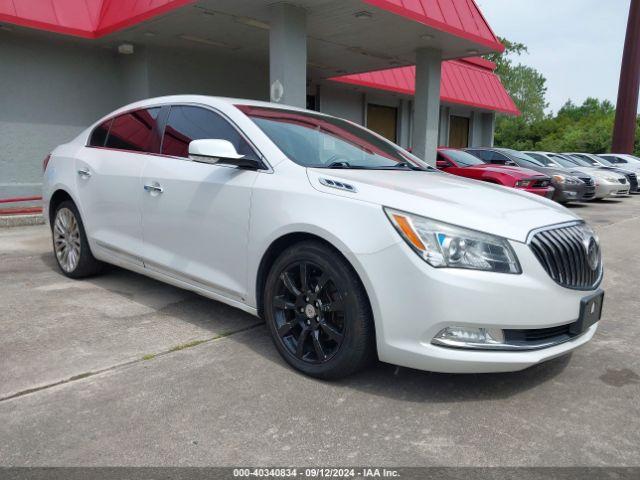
[570, 290, 604, 336]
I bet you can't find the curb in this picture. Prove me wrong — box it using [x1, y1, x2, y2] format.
[0, 214, 45, 228]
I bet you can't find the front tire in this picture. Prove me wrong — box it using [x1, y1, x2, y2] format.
[52, 200, 103, 278]
[263, 241, 375, 379]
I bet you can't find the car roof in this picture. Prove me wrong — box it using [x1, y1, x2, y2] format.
[103, 95, 319, 121]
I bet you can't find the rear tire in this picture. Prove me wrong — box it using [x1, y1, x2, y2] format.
[263, 241, 376, 379]
[51, 200, 104, 278]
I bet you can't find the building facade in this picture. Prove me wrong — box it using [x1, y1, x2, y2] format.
[0, 0, 518, 198]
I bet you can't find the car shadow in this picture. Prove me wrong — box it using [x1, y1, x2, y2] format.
[40, 251, 571, 401]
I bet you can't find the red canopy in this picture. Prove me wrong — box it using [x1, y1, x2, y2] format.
[0, 0, 193, 38]
[363, 0, 504, 52]
[329, 58, 520, 116]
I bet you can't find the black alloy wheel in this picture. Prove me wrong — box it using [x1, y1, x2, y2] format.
[264, 241, 375, 379]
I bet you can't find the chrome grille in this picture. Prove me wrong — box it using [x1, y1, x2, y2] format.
[579, 177, 596, 199]
[529, 223, 602, 290]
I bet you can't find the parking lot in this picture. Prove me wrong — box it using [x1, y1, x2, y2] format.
[1, 197, 639, 467]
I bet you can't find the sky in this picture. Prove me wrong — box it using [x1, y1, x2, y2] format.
[476, 0, 631, 113]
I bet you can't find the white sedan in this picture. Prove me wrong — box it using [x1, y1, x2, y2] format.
[43, 96, 604, 378]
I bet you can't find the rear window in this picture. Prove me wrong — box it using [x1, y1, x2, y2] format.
[104, 108, 161, 152]
[88, 119, 112, 147]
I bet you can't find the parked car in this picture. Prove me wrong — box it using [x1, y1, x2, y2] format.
[465, 148, 594, 203]
[436, 148, 554, 198]
[598, 153, 640, 174]
[43, 96, 604, 378]
[564, 153, 639, 194]
[524, 152, 629, 199]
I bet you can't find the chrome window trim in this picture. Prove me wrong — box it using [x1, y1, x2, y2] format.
[85, 101, 273, 174]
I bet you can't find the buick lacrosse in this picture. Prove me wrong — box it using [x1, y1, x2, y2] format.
[43, 96, 604, 379]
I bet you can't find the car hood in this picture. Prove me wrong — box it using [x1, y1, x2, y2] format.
[569, 167, 622, 179]
[464, 164, 547, 178]
[307, 168, 578, 243]
[525, 165, 585, 178]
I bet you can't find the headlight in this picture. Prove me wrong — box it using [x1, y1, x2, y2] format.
[552, 174, 582, 185]
[604, 176, 620, 183]
[384, 208, 521, 274]
[515, 179, 532, 187]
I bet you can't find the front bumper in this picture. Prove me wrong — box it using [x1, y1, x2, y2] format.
[357, 240, 601, 373]
[552, 182, 586, 203]
[596, 180, 630, 198]
[519, 186, 555, 198]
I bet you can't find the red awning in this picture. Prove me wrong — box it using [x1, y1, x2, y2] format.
[0, 0, 193, 39]
[0, 0, 503, 56]
[362, 0, 504, 52]
[329, 58, 520, 116]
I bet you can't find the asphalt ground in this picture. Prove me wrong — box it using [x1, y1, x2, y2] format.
[0, 196, 639, 467]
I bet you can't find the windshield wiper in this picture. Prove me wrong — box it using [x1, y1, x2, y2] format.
[326, 161, 368, 169]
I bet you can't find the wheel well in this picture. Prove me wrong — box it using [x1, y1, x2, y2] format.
[255, 233, 369, 319]
[49, 190, 73, 225]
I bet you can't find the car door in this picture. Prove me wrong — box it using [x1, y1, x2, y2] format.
[76, 107, 161, 265]
[140, 104, 261, 303]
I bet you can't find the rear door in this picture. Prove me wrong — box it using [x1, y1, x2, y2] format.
[77, 107, 161, 265]
[140, 105, 261, 302]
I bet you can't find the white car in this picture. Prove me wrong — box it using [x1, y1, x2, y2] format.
[524, 152, 630, 198]
[42, 96, 604, 378]
[598, 153, 640, 174]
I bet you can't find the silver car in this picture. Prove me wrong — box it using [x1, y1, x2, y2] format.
[525, 152, 629, 199]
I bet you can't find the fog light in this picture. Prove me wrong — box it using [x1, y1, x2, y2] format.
[432, 326, 505, 349]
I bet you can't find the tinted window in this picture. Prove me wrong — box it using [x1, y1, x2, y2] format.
[605, 155, 626, 164]
[466, 149, 491, 161]
[526, 153, 553, 165]
[89, 119, 112, 147]
[440, 149, 484, 166]
[239, 106, 431, 171]
[105, 108, 160, 152]
[162, 106, 258, 160]
[549, 154, 578, 168]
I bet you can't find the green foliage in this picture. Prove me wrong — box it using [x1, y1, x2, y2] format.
[495, 98, 617, 154]
[489, 37, 626, 154]
[487, 37, 548, 124]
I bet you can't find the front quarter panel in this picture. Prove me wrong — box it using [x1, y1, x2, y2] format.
[246, 161, 400, 314]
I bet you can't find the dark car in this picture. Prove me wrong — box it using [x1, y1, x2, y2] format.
[465, 148, 591, 203]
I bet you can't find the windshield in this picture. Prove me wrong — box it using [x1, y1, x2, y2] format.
[594, 156, 614, 167]
[525, 152, 555, 166]
[440, 149, 484, 166]
[501, 149, 544, 168]
[549, 154, 579, 168]
[237, 106, 432, 171]
[563, 155, 592, 167]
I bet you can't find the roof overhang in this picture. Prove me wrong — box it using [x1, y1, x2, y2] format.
[329, 58, 521, 116]
[0, 0, 503, 79]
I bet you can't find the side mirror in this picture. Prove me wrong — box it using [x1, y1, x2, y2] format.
[436, 160, 452, 169]
[188, 139, 261, 169]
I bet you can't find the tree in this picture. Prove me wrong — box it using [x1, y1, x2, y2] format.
[487, 37, 548, 124]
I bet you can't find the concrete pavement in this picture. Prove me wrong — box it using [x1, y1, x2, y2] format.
[0, 197, 639, 466]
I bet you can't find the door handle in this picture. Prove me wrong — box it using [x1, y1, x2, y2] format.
[77, 168, 92, 178]
[144, 183, 164, 194]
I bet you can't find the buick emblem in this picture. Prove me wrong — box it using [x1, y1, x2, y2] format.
[585, 235, 599, 271]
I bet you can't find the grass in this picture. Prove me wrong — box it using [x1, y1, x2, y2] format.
[138, 325, 259, 362]
[168, 338, 209, 352]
